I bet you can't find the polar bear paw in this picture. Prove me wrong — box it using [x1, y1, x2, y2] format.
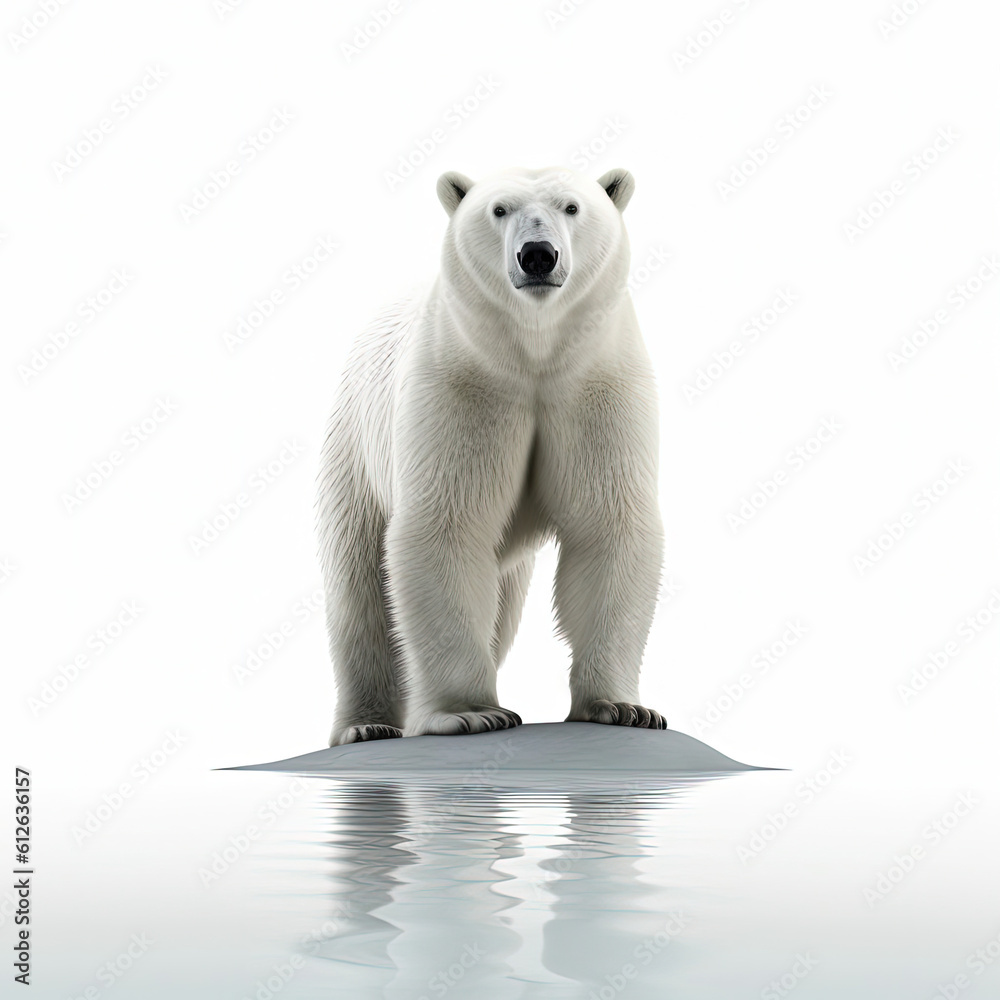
[572, 700, 667, 729]
[407, 706, 522, 736]
[332, 724, 404, 746]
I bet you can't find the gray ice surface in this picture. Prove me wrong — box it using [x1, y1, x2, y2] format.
[227, 722, 771, 786]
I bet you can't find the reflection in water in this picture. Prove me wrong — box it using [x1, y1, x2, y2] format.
[541, 788, 686, 996]
[308, 782, 416, 994]
[279, 774, 736, 998]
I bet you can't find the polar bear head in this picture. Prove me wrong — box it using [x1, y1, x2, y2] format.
[435, 166, 634, 317]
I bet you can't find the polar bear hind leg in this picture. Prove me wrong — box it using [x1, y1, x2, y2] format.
[491, 554, 535, 669]
[320, 467, 404, 747]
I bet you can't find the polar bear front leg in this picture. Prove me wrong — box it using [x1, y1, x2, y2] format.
[386, 370, 533, 737]
[540, 368, 667, 729]
[555, 512, 667, 730]
[386, 509, 524, 736]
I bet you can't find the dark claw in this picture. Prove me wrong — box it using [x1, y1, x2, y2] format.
[475, 707, 521, 731]
[352, 724, 403, 742]
[615, 703, 639, 726]
[579, 700, 667, 730]
[503, 710, 522, 728]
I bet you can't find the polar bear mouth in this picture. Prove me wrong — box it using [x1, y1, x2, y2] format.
[513, 276, 563, 290]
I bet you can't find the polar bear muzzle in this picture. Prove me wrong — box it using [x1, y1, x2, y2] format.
[515, 241, 560, 286]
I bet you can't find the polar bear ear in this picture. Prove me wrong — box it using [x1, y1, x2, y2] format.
[437, 171, 474, 216]
[597, 168, 635, 212]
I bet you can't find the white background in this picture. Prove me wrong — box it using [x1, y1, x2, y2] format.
[4, 0, 999, 795]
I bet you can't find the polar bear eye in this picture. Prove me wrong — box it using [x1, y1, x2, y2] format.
[565, 203, 579, 215]
[493, 205, 507, 217]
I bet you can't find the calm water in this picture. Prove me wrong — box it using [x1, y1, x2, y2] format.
[46, 765, 997, 999]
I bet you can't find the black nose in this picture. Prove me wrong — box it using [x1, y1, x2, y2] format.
[517, 241, 558, 276]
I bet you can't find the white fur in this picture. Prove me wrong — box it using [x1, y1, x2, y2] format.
[317, 166, 665, 745]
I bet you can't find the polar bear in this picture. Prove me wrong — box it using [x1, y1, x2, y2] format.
[317, 166, 665, 745]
